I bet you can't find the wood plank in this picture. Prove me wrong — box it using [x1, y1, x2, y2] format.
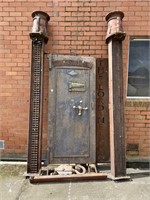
[30, 173, 107, 183]
[108, 39, 126, 178]
[96, 58, 110, 163]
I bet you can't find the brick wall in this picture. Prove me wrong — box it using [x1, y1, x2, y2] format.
[125, 101, 150, 157]
[0, 0, 150, 160]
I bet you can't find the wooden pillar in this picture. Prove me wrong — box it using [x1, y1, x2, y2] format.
[27, 11, 50, 174]
[96, 58, 110, 163]
[105, 11, 129, 180]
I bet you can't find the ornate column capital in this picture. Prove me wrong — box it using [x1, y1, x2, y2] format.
[105, 11, 126, 43]
[30, 11, 50, 44]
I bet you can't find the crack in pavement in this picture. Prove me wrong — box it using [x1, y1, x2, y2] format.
[15, 179, 29, 200]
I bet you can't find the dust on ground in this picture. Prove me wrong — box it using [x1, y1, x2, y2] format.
[0, 164, 26, 178]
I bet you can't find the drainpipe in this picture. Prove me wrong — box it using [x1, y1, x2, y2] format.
[27, 11, 50, 174]
[105, 11, 130, 180]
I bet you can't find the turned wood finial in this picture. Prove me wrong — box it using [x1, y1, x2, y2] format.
[105, 11, 126, 43]
[30, 11, 50, 43]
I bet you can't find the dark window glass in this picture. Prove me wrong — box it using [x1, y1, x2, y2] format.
[127, 39, 150, 97]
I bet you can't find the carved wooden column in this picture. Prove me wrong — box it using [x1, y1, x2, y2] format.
[96, 59, 109, 163]
[105, 11, 129, 180]
[27, 11, 50, 174]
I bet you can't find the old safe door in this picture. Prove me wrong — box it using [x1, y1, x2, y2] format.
[47, 55, 96, 164]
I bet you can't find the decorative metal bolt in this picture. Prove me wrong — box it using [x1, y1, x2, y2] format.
[105, 11, 126, 43]
[30, 11, 50, 44]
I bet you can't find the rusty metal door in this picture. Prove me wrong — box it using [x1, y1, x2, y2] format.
[47, 55, 96, 164]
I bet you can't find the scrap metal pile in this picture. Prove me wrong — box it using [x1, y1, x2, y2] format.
[29, 164, 107, 183]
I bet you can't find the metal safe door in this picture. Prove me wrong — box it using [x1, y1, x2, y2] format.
[47, 55, 96, 164]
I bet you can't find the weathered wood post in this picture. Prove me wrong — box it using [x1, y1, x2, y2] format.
[105, 11, 129, 180]
[27, 11, 50, 174]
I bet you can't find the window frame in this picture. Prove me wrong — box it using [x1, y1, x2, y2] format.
[127, 37, 150, 99]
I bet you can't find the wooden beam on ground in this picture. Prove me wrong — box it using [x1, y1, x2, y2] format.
[30, 173, 107, 183]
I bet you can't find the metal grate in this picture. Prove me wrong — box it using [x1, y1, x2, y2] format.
[28, 39, 43, 173]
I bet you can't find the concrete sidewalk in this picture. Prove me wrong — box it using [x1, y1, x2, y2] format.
[0, 162, 150, 200]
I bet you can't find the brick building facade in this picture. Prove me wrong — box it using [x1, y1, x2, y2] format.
[0, 0, 150, 161]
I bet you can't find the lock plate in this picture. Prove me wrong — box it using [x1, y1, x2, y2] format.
[68, 82, 86, 92]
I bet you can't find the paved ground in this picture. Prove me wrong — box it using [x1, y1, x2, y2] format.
[0, 162, 150, 200]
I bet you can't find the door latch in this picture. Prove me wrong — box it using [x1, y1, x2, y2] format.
[73, 100, 88, 116]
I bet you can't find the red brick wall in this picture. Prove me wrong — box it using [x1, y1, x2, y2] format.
[0, 0, 150, 160]
[125, 101, 150, 157]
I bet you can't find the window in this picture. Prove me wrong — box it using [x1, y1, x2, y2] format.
[127, 38, 150, 98]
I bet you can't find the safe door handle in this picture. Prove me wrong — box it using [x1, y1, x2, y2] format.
[73, 100, 88, 116]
